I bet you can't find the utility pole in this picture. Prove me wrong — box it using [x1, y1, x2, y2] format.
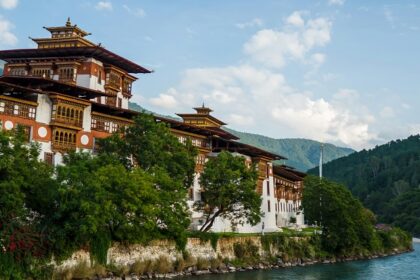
[319, 143, 324, 179]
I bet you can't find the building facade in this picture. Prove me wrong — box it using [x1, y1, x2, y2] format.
[0, 20, 305, 232]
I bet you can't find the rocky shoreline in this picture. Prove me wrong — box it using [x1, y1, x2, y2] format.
[96, 248, 413, 280]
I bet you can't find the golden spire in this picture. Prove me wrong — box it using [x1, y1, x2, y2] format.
[66, 17, 72, 27]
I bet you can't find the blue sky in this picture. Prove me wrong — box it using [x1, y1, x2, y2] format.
[0, 0, 419, 150]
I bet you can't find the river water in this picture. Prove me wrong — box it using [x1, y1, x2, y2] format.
[187, 243, 420, 280]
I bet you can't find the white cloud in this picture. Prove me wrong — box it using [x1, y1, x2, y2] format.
[402, 103, 410, 109]
[328, 0, 345, 6]
[150, 64, 376, 149]
[95, 1, 112, 11]
[229, 114, 255, 126]
[0, 0, 18, 9]
[123, 4, 145, 17]
[380, 106, 395, 118]
[286, 11, 305, 27]
[384, 6, 395, 28]
[0, 17, 17, 46]
[243, 14, 331, 68]
[311, 53, 326, 65]
[149, 91, 179, 109]
[236, 18, 263, 29]
[148, 12, 379, 149]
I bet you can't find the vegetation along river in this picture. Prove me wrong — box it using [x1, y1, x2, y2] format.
[187, 243, 420, 280]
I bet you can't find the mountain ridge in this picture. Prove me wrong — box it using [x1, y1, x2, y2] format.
[128, 102, 355, 171]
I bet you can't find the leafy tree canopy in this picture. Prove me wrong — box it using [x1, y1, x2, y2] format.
[97, 112, 198, 246]
[0, 128, 56, 277]
[302, 175, 378, 254]
[195, 151, 261, 232]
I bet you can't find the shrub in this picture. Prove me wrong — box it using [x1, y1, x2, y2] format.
[196, 257, 210, 270]
[155, 255, 173, 274]
[131, 259, 152, 275]
[233, 240, 259, 260]
[210, 257, 222, 269]
[174, 257, 186, 272]
[71, 261, 94, 279]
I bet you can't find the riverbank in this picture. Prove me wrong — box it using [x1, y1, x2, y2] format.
[53, 229, 413, 279]
[66, 246, 412, 280]
[187, 243, 420, 280]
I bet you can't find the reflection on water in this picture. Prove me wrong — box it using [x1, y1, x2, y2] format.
[186, 243, 419, 280]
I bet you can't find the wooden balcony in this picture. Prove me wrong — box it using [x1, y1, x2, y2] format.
[52, 141, 76, 152]
[0, 96, 37, 119]
[52, 128, 77, 152]
[51, 116, 83, 129]
[58, 77, 76, 85]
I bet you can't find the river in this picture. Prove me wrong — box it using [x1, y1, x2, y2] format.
[187, 243, 419, 280]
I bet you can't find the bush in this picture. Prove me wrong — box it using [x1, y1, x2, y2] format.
[233, 240, 259, 260]
[131, 259, 153, 275]
[155, 255, 173, 274]
[174, 257, 186, 272]
[196, 257, 210, 270]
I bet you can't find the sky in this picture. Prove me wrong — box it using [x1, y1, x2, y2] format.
[0, 0, 419, 150]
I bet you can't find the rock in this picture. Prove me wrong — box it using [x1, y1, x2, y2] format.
[193, 270, 210, 275]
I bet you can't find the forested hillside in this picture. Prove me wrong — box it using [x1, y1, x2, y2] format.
[308, 135, 420, 237]
[128, 102, 354, 171]
[227, 129, 354, 171]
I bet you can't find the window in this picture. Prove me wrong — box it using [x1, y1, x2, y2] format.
[16, 124, 31, 142]
[111, 123, 119, 133]
[59, 67, 75, 81]
[266, 181, 270, 196]
[118, 98, 122, 108]
[92, 137, 100, 154]
[267, 200, 271, 212]
[188, 187, 194, 200]
[32, 68, 52, 78]
[10, 68, 26, 76]
[52, 128, 77, 151]
[98, 70, 102, 84]
[44, 152, 54, 165]
[196, 154, 206, 165]
[52, 104, 83, 127]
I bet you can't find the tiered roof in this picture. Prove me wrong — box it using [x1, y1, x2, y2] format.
[273, 165, 306, 181]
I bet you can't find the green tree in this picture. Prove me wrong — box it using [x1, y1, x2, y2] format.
[97, 112, 197, 245]
[52, 152, 160, 262]
[0, 128, 55, 277]
[302, 175, 376, 254]
[195, 151, 261, 232]
[307, 135, 420, 237]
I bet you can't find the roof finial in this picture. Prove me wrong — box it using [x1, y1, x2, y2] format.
[66, 17, 72, 27]
[202, 102, 205, 108]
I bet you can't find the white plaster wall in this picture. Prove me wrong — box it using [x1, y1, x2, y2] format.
[76, 74, 105, 92]
[54, 152, 64, 166]
[122, 96, 129, 109]
[36, 94, 52, 124]
[82, 105, 92, 132]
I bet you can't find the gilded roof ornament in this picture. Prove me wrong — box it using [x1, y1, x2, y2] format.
[66, 17, 72, 27]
